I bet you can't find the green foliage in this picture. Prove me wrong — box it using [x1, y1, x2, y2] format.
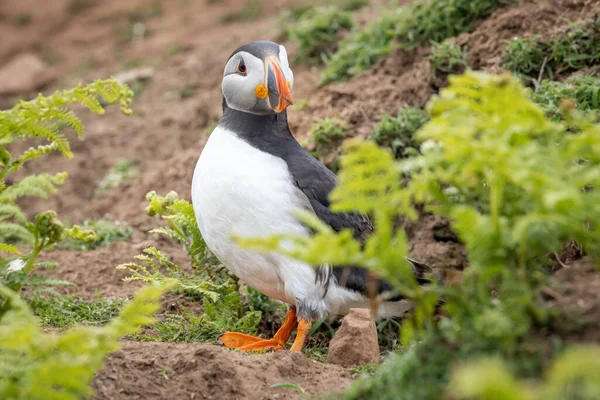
[371, 106, 429, 159]
[321, 0, 510, 84]
[239, 71, 600, 398]
[58, 218, 132, 251]
[428, 40, 468, 75]
[528, 75, 600, 122]
[311, 118, 346, 149]
[396, 0, 513, 50]
[0, 281, 172, 400]
[150, 286, 262, 343]
[449, 346, 600, 399]
[502, 18, 600, 82]
[335, 336, 454, 400]
[29, 294, 124, 328]
[119, 191, 262, 342]
[95, 159, 140, 195]
[281, 6, 355, 64]
[0, 78, 133, 293]
[320, 11, 401, 85]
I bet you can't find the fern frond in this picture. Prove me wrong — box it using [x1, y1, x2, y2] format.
[14, 119, 72, 158]
[22, 273, 75, 288]
[0, 203, 26, 222]
[12, 143, 60, 172]
[0, 281, 171, 400]
[52, 107, 84, 137]
[0, 244, 20, 255]
[0, 223, 34, 244]
[73, 88, 104, 115]
[0, 173, 67, 201]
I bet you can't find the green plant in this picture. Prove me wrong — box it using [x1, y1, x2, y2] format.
[95, 159, 140, 194]
[320, 11, 401, 85]
[428, 40, 468, 75]
[0, 281, 171, 400]
[528, 75, 600, 122]
[282, 6, 355, 64]
[0, 78, 133, 292]
[371, 106, 429, 159]
[321, 0, 511, 85]
[238, 71, 600, 398]
[29, 294, 124, 328]
[13, 14, 32, 27]
[397, 0, 513, 50]
[58, 218, 132, 251]
[311, 118, 346, 149]
[449, 346, 600, 399]
[502, 18, 600, 82]
[118, 191, 262, 342]
[149, 286, 262, 343]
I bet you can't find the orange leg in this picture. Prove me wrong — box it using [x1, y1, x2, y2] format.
[290, 319, 312, 352]
[219, 307, 298, 352]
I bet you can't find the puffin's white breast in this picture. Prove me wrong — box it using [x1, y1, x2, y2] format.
[191, 126, 313, 304]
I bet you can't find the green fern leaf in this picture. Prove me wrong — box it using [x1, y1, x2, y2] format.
[53, 107, 84, 137]
[0, 244, 20, 255]
[0, 223, 34, 244]
[0, 204, 26, 222]
[0, 173, 67, 201]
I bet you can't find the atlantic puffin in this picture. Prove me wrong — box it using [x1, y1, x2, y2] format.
[191, 40, 428, 352]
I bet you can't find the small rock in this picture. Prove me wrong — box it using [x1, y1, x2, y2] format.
[327, 308, 380, 367]
[0, 53, 53, 95]
[114, 67, 154, 85]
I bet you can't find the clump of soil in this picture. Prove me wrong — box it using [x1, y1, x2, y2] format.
[547, 257, 600, 343]
[91, 342, 351, 400]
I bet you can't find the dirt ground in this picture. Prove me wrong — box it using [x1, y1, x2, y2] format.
[2, 0, 599, 398]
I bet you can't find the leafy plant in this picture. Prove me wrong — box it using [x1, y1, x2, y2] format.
[0, 78, 133, 292]
[118, 191, 262, 342]
[371, 106, 429, 159]
[321, 0, 511, 84]
[311, 118, 346, 149]
[528, 75, 600, 122]
[282, 6, 355, 64]
[238, 71, 600, 398]
[428, 40, 468, 75]
[320, 11, 401, 85]
[29, 294, 124, 328]
[58, 218, 132, 251]
[502, 17, 600, 82]
[0, 281, 171, 400]
[449, 346, 600, 399]
[396, 0, 513, 50]
[149, 286, 262, 343]
[95, 159, 140, 195]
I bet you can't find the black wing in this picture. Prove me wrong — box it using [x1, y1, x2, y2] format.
[283, 144, 406, 296]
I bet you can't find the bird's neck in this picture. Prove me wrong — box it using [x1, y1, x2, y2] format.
[219, 101, 296, 144]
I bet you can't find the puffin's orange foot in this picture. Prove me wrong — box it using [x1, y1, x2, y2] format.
[219, 332, 263, 349]
[219, 332, 284, 352]
[220, 307, 299, 352]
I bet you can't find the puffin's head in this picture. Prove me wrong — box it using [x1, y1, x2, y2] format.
[222, 40, 294, 115]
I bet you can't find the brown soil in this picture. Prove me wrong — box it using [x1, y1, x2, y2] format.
[547, 257, 600, 343]
[2, 0, 600, 398]
[91, 342, 351, 400]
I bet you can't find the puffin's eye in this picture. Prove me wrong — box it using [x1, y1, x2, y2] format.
[237, 61, 247, 75]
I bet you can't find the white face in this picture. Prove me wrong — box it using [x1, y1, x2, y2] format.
[222, 44, 294, 115]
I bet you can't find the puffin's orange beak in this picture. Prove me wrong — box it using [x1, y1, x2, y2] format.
[265, 55, 293, 113]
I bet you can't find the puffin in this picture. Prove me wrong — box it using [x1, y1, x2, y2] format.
[191, 40, 429, 353]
